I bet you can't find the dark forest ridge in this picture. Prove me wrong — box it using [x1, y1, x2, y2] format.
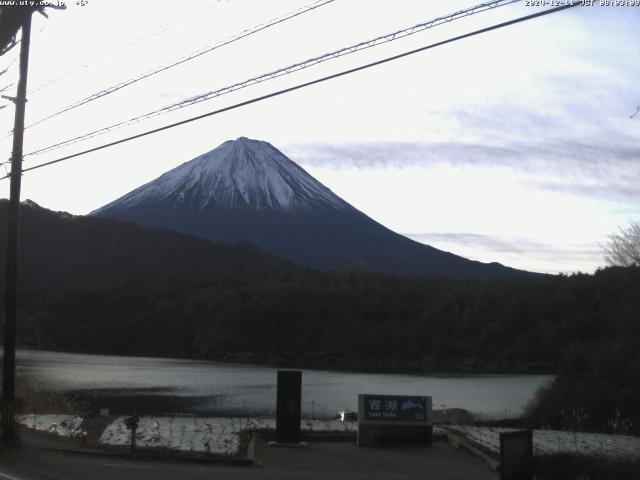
[0, 199, 306, 288]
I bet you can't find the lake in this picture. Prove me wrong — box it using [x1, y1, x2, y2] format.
[14, 349, 552, 419]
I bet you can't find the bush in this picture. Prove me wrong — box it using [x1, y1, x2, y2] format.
[15, 377, 80, 414]
[526, 340, 640, 434]
[531, 453, 640, 480]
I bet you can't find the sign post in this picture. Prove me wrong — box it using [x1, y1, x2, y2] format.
[124, 414, 140, 453]
[358, 394, 433, 446]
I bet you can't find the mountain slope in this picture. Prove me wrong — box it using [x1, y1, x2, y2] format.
[92, 137, 528, 279]
[0, 199, 305, 289]
[95, 137, 348, 213]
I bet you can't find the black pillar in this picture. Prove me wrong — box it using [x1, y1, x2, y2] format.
[276, 370, 301, 444]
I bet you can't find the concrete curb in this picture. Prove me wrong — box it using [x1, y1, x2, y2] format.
[20, 443, 254, 465]
[12, 424, 253, 465]
[302, 432, 356, 442]
[14, 429, 252, 466]
[445, 430, 500, 472]
[246, 435, 266, 467]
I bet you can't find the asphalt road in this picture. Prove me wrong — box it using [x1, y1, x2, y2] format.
[0, 442, 497, 480]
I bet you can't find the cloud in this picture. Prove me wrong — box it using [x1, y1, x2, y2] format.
[406, 232, 604, 274]
[286, 136, 640, 201]
[287, 141, 519, 169]
[409, 232, 540, 255]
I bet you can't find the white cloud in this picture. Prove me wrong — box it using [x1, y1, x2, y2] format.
[405, 232, 604, 274]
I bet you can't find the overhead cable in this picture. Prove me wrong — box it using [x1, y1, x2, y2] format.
[21, 0, 337, 133]
[0, 3, 578, 182]
[25, 0, 520, 157]
[27, 1, 225, 96]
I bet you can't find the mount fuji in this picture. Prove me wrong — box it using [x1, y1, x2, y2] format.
[91, 137, 524, 279]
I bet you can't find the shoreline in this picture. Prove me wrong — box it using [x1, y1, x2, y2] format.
[204, 351, 556, 375]
[16, 346, 556, 375]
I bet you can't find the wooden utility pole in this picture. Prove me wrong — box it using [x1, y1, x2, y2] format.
[2, 10, 32, 446]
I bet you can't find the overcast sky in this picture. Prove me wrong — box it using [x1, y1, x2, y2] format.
[0, 0, 638, 274]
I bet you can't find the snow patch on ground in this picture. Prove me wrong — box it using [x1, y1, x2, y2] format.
[17, 414, 85, 438]
[100, 417, 243, 455]
[16, 413, 357, 456]
[99, 416, 357, 455]
[302, 418, 358, 432]
[17, 414, 640, 460]
[447, 425, 640, 458]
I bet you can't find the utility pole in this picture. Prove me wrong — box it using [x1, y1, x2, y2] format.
[2, 10, 32, 446]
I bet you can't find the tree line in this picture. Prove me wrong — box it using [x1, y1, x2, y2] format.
[11, 266, 639, 367]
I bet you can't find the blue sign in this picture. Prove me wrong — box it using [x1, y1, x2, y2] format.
[363, 395, 428, 422]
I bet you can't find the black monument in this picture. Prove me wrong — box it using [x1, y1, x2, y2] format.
[276, 370, 302, 444]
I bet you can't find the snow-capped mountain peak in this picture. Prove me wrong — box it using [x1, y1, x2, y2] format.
[91, 137, 524, 279]
[93, 137, 349, 214]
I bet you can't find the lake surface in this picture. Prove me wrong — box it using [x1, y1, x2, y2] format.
[14, 349, 552, 419]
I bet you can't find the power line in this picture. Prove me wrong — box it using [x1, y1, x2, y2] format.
[0, 3, 578, 182]
[26, 1, 225, 96]
[24, 0, 520, 157]
[0, 51, 20, 76]
[20, 0, 336, 133]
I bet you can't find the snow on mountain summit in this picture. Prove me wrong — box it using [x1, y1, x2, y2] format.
[91, 137, 525, 279]
[94, 137, 349, 214]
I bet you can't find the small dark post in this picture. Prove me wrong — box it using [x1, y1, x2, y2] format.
[276, 370, 301, 444]
[131, 424, 137, 453]
[500, 429, 533, 480]
[124, 414, 140, 454]
[2, 10, 33, 447]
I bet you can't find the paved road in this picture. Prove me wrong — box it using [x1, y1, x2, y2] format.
[0, 442, 497, 480]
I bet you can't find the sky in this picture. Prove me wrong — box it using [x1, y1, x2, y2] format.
[0, 0, 638, 274]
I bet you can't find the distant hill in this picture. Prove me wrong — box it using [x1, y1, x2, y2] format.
[92, 137, 531, 279]
[0, 199, 306, 289]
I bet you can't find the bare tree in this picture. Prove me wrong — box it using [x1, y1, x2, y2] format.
[603, 221, 640, 267]
[0, 4, 64, 58]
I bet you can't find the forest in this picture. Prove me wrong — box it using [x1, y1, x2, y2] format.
[13, 266, 639, 370]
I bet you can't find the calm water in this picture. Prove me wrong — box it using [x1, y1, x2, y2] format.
[15, 350, 552, 419]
